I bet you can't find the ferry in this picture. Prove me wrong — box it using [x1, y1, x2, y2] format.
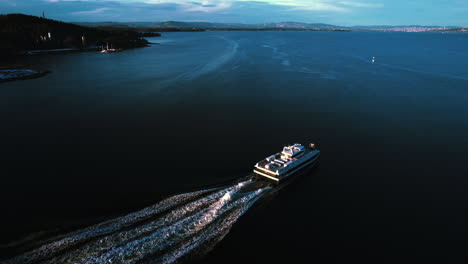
[253, 143, 320, 183]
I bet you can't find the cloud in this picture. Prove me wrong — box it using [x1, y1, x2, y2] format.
[286, 1, 349, 12]
[4, 0, 466, 26]
[36, 0, 369, 15]
[45, 0, 85, 2]
[0, 0, 351, 22]
[140, 0, 350, 12]
[338, 1, 384, 8]
[182, 2, 232, 12]
[72, 7, 110, 15]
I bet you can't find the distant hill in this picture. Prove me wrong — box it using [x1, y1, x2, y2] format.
[76, 21, 347, 31]
[262, 22, 345, 30]
[0, 14, 149, 58]
[350, 25, 459, 32]
[77, 21, 468, 32]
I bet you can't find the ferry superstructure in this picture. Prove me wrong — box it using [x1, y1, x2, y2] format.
[253, 143, 320, 182]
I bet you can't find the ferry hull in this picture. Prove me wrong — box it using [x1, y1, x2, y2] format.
[254, 153, 320, 183]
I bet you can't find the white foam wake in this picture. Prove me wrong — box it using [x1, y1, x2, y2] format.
[42, 182, 250, 264]
[262, 42, 290, 67]
[150, 188, 270, 264]
[5, 179, 269, 264]
[178, 36, 239, 81]
[4, 187, 220, 264]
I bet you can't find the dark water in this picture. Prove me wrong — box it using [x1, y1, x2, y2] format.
[1, 31, 468, 263]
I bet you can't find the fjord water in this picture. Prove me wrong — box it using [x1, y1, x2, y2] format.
[1, 31, 468, 263]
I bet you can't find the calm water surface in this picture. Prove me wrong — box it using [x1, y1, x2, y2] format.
[1, 31, 468, 263]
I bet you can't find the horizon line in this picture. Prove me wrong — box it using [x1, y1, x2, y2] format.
[75, 21, 465, 28]
[2, 13, 465, 28]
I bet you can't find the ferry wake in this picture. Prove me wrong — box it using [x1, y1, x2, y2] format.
[3, 143, 319, 264]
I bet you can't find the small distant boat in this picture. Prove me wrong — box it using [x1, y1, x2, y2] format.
[253, 143, 320, 183]
[372, 56, 376, 64]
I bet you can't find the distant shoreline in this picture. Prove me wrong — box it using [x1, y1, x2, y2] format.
[150, 28, 350, 32]
[76, 20, 468, 33]
[24, 47, 101, 55]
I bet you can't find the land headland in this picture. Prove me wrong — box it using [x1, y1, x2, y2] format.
[0, 14, 160, 82]
[0, 14, 154, 60]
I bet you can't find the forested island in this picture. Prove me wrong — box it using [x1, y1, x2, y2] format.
[0, 14, 155, 59]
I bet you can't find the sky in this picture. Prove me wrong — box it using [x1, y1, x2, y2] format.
[1, 0, 467, 26]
